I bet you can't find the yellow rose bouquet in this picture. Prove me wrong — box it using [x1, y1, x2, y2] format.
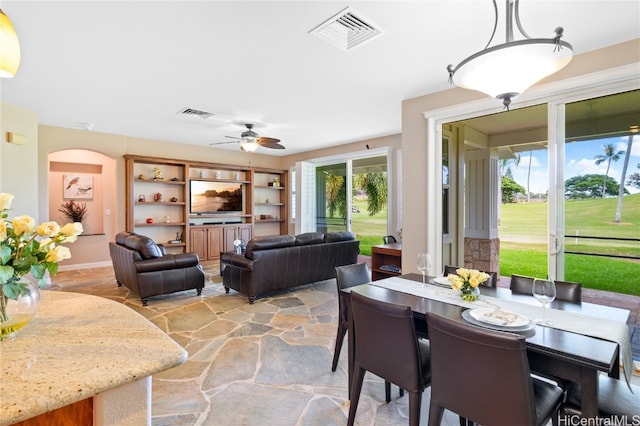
[447, 267, 490, 302]
[1, 193, 83, 338]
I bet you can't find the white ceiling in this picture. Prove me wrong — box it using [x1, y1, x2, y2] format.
[1, 1, 638, 156]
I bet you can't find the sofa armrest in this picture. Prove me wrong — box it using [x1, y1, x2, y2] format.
[221, 252, 254, 271]
[135, 253, 200, 273]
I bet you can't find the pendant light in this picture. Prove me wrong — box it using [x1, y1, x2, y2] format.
[447, 0, 572, 109]
[0, 8, 20, 78]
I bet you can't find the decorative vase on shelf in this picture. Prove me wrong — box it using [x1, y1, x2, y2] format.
[0, 281, 40, 341]
[459, 285, 480, 302]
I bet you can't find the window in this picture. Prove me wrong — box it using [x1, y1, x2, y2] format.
[289, 167, 296, 223]
[442, 136, 450, 235]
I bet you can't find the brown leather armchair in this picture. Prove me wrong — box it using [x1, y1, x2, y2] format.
[109, 231, 205, 305]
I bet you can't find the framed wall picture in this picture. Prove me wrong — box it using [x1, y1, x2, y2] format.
[63, 174, 93, 199]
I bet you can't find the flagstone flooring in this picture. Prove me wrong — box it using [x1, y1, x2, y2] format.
[49, 261, 640, 425]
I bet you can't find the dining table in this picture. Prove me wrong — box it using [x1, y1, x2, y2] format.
[341, 273, 632, 419]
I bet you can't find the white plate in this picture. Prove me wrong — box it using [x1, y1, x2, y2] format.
[431, 277, 451, 287]
[469, 308, 529, 328]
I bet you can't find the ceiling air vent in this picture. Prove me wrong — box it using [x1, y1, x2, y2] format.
[177, 107, 215, 120]
[309, 7, 382, 51]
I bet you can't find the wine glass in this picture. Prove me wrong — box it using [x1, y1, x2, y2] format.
[417, 253, 431, 284]
[532, 278, 556, 326]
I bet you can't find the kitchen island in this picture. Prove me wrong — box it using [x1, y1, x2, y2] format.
[0, 290, 187, 426]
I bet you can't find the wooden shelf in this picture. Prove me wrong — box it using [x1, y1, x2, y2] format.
[135, 202, 186, 205]
[255, 219, 285, 223]
[371, 243, 402, 281]
[135, 179, 185, 185]
[255, 202, 284, 206]
[254, 185, 285, 190]
[135, 222, 186, 227]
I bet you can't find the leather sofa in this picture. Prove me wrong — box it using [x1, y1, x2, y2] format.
[221, 231, 360, 303]
[109, 231, 205, 305]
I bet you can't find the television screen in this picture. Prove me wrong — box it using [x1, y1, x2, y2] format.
[190, 180, 243, 214]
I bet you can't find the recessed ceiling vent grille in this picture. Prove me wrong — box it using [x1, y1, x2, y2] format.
[309, 7, 382, 51]
[177, 107, 215, 120]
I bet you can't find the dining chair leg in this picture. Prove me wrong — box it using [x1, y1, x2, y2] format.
[427, 400, 444, 426]
[331, 323, 347, 372]
[347, 365, 366, 426]
[385, 380, 391, 402]
[408, 391, 422, 426]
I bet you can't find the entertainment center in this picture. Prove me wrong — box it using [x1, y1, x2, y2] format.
[124, 155, 287, 260]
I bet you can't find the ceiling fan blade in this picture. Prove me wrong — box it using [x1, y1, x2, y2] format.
[225, 135, 242, 140]
[263, 142, 285, 149]
[256, 136, 281, 145]
[209, 140, 240, 146]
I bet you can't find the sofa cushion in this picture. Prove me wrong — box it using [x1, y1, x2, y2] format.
[124, 234, 164, 259]
[295, 232, 324, 246]
[115, 231, 132, 245]
[245, 235, 296, 260]
[325, 231, 356, 243]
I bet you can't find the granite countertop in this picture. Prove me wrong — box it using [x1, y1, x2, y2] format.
[0, 290, 187, 425]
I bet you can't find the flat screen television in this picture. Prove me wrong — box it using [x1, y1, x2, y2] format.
[190, 180, 243, 214]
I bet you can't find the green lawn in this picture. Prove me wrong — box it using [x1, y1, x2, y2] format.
[500, 193, 640, 295]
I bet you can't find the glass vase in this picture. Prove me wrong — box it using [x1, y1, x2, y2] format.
[460, 285, 480, 302]
[0, 281, 40, 341]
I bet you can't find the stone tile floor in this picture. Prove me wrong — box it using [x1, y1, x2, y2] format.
[50, 261, 640, 425]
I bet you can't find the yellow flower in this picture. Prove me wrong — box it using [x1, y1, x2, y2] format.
[38, 238, 54, 252]
[0, 193, 14, 211]
[60, 222, 83, 237]
[45, 246, 71, 263]
[36, 221, 61, 237]
[12, 215, 36, 236]
[0, 221, 6, 242]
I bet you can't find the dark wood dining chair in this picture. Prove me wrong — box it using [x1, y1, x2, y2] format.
[561, 374, 640, 419]
[444, 265, 498, 288]
[347, 291, 431, 426]
[510, 274, 582, 303]
[383, 235, 397, 244]
[332, 263, 371, 372]
[426, 312, 564, 426]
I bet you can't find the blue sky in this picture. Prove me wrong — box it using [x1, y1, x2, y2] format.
[508, 135, 640, 195]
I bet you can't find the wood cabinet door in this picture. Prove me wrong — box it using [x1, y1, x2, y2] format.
[189, 228, 207, 260]
[238, 224, 252, 244]
[207, 227, 223, 259]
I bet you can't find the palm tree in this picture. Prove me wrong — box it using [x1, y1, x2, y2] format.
[614, 134, 635, 222]
[594, 143, 625, 198]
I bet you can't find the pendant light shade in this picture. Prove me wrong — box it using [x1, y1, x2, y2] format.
[0, 9, 20, 78]
[447, 0, 573, 109]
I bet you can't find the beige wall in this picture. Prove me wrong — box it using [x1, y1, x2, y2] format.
[400, 38, 640, 276]
[0, 102, 39, 218]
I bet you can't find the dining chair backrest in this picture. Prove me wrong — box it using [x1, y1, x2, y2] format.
[426, 313, 563, 426]
[350, 291, 425, 392]
[348, 291, 431, 426]
[383, 235, 397, 244]
[444, 265, 498, 288]
[510, 274, 535, 295]
[510, 274, 582, 303]
[331, 263, 371, 372]
[554, 279, 582, 303]
[335, 263, 370, 324]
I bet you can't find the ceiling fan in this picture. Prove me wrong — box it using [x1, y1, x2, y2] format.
[210, 123, 285, 152]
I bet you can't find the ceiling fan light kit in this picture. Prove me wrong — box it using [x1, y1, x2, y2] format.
[0, 8, 21, 78]
[447, 0, 573, 109]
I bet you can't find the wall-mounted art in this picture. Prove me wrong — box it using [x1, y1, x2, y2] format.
[63, 174, 93, 199]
